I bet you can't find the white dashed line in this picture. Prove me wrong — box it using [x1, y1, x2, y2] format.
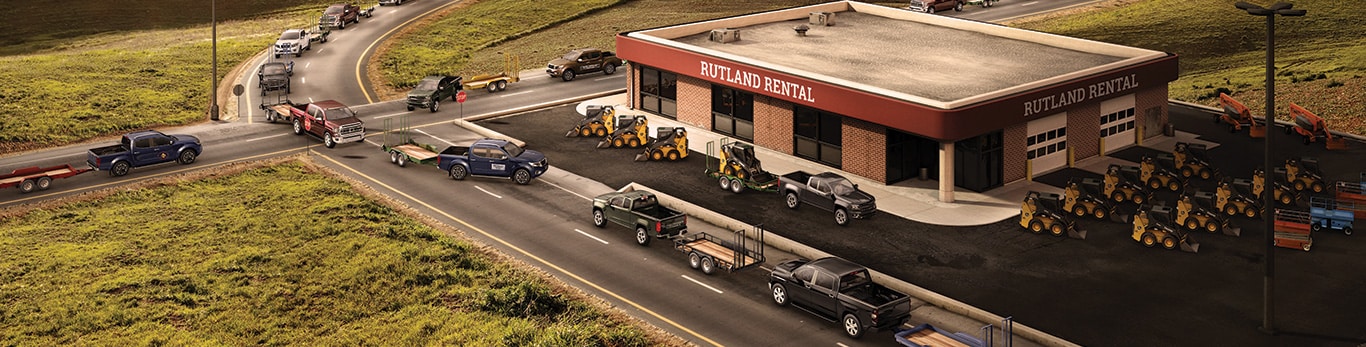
[413, 129, 457, 146]
[301, 77, 306, 84]
[539, 179, 592, 201]
[1021, 1, 1039, 5]
[498, 90, 534, 98]
[372, 111, 409, 119]
[305, 62, 311, 68]
[245, 133, 292, 142]
[593, 76, 620, 81]
[836, 343, 850, 347]
[574, 229, 610, 245]
[308, 97, 315, 103]
[475, 186, 502, 199]
[681, 275, 724, 294]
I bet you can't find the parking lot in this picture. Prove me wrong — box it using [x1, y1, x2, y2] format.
[479, 102, 1366, 347]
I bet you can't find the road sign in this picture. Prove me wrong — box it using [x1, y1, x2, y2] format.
[456, 91, 467, 103]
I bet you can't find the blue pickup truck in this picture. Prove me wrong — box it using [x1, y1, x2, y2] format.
[87, 130, 202, 176]
[385, 138, 547, 185]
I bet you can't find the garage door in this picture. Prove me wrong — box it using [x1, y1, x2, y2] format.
[1100, 94, 1136, 154]
[1026, 112, 1068, 174]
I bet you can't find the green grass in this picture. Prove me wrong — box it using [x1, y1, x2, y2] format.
[0, 160, 673, 346]
[1010, 0, 1366, 134]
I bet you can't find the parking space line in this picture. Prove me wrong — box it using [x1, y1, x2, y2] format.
[681, 275, 724, 294]
[574, 229, 610, 244]
[498, 90, 534, 98]
[474, 185, 502, 199]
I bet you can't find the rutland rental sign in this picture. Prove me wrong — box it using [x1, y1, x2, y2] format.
[700, 61, 816, 103]
[1023, 74, 1139, 117]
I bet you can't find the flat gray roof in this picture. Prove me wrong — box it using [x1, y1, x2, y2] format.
[631, 1, 1168, 108]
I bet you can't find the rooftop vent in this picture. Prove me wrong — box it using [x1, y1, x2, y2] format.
[794, 25, 810, 36]
[710, 28, 741, 43]
[809, 11, 835, 26]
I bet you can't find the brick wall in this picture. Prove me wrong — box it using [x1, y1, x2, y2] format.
[1136, 85, 1170, 140]
[843, 117, 888, 183]
[625, 63, 638, 109]
[1068, 104, 1101, 161]
[676, 75, 711, 129]
[753, 95, 794, 154]
[1004, 123, 1027, 183]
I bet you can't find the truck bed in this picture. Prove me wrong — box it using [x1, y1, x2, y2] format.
[781, 171, 813, 183]
[636, 204, 682, 220]
[845, 283, 907, 306]
[89, 144, 125, 156]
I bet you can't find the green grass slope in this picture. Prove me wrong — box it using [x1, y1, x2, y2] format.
[0, 160, 673, 346]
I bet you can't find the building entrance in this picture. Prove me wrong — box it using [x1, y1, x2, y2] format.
[887, 130, 940, 184]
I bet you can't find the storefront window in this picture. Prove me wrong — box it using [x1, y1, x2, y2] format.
[794, 106, 842, 168]
[639, 66, 677, 117]
[712, 85, 754, 141]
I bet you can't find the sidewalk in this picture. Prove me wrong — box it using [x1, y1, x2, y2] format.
[574, 93, 1218, 227]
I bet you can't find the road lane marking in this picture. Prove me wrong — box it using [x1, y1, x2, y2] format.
[574, 229, 610, 245]
[412, 129, 458, 147]
[305, 62, 311, 68]
[372, 111, 409, 120]
[318, 47, 326, 53]
[681, 275, 724, 294]
[1021, 1, 1039, 5]
[309, 97, 315, 103]
[593, 76, 620, 81]
[301, 77, 307, 84]
[246, 133, 292, 142]
[359, 3, 460, 104]
[498, 90, 534, 98]
[836, 343, 850, 347]
[474, 185, 502, 199]
[539, 179, 593, 201]
[313, 152, 723, 347]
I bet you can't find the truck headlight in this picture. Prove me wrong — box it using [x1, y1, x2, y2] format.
[529, 161, 544, 168]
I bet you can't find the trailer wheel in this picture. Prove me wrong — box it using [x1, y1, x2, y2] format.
[513, 169, 531, 185]
[719, 176, 732, 191]
[19, 179, 35, 193]
[36, 177, 52, 190]
[635, 226, 651, 246]
[592, 209, 606, 227]
[771, 283, 789, 306]
[1162, 237, 1177, 250]
[449, 165, 468, 180]
[667, 150, 680, 161]
[688, 252, 702, 269]
[1141, 232, 1157, 247]
[389, 151, 399, 164]
[730, 178, 744, 194]
[112, 161, 131, 177]
[700, 257, 716, 275]
[785, 192, 800, 209]
[396, 153, 408, 167]
[496, 80, 507, 91]
[843, 313, 864, 339]
[487, 83, 498, 93]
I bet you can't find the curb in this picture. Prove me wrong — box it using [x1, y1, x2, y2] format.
[451, 88, 627, 148]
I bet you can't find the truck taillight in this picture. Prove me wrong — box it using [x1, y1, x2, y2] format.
[656, 221, 662, 232]
[871, 309, 879, 324]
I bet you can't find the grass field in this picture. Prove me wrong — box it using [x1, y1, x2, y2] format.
[0, 159, 679, 346]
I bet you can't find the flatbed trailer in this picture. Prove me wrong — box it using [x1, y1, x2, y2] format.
[894, 324, 982, 347]
[1, 164, 91, 193]
[705, 139, 779, 193]
[674, 225, 765, 275]
[463, 54, 520, 93]
[1273, 209, 1313, 251]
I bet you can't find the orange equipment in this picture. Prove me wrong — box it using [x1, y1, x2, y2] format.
[1217, 93, 1265, 138]
[1287, 103, 1349, 150]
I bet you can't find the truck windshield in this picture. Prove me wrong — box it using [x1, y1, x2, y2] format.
[839, 269, 871, 291]
[415, 79, 440, 90]
[830, 178, 856, 196]
[279, 31, 301, 40]
[561, 51, 582, 60]
[501, 142, 524, 157]
[326, 107, 357, 119]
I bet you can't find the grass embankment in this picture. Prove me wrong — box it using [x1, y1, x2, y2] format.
[1010, 0, 1366, 134]
[0, 2, 345, 155]
[0, 159, 677, 346]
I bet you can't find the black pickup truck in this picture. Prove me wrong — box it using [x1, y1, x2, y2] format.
[591, 190, 688, 246]
[770, 257, 912, 338]
[778, 171, 876, 226]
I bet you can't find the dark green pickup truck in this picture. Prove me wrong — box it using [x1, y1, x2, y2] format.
[406, 75, 462, 112]
[591, 190, 688, 246]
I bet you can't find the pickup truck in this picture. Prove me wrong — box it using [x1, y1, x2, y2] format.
[591, 190, 688, 246]
[406, 75, 463, 112]
[907, 0, 962, 14]
[319, 3, 362, 29]
[779, 171, 877, 226]
[272, 29, 311, 58]
[257, 61, 293, 96]
[546, 48, 622, 82]
[426, 138, 548, 184]
[86, 130, 202, 177]
[769, 257, 912, 339]
[270, 100, 365, 148]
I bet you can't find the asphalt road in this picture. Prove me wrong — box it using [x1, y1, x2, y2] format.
[479, 103, 1366, 347]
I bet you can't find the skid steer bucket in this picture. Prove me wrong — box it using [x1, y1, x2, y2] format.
[1180, 239, 1200, 253]
[1222, 225, 1242, 237]
[1068, 227, 1087, 240]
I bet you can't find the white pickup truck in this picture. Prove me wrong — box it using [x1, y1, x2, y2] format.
[273, 29, 314, 58]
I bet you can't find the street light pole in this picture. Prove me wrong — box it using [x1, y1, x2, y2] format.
[210, 0, 219, 121]
[1234, 1, 1305, 335]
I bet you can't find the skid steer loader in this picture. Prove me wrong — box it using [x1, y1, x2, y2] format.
[1104, 164, 1151, 204]
[1131, 204, 1200, 253]
[1063, 178, 1123, 222]
[1020, 191, 1088, 239]
[1282, 157, 1326, 193]
[1175, 194, 1241, 236]
[635, 127, 688, 162]
[1172, 142, 1219, 180]
[705, 139, 779, 193]
[566, 105, 615, 137]
[1140, 155, 1186, 192]
[598, 115, 649, 149]
[1217, 93, 1266, 138]
[1210, 182, 1261, 218]
[1232, 168, 1298, 206]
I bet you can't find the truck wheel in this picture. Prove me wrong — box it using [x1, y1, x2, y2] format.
[635, 226, 651, 246]
[513, 169, 531, 185]
[785, 192, 800, 209]
[295, 52, 302, 58]
[730, 178, 744, 194]
[688, 252, 702, 269]
[293, 119, 304, 135]
[112, 161, 131, 177]
[835, 208, 850, 226]
[604, 64, 617, 75]
[177, 150, 197, 165]
[36, 177, 52, 190]
[274, 54, 281, 59]
[1141, 232, 1157, 247]
[927, 6, 936, 14]
[562, 70, 576, 82]
[339, 21, 345, 30]
[769, 283, 791, 306]
[19, 179, 35, 193]
[396, 153, 408, 167]
[324, 133, 337, 148]
[496, 80, 507, 91]
[449, 165, 468, 180]
[430, 100, 440, 113]
[407, 105, 415, 111]
[718, 176, 731, 191]
[843, 313, 864, 339]
[700, 257, 716, 275]
[954, 1, 964, 11]
[592, 209, 606, 227]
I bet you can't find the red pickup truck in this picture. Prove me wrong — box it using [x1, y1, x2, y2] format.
[264, 100, 365, 148]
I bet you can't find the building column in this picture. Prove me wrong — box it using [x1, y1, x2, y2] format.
[939, 141, 955, 203]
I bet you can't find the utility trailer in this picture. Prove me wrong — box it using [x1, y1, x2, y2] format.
[1, 164, 91, 193]
[674, 225, 765, 275]
[463, 54, 520, 93]
[706, 138, 779, 194]
[1273, 209, 1314, 251]
[894, 317, 1013, 347]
